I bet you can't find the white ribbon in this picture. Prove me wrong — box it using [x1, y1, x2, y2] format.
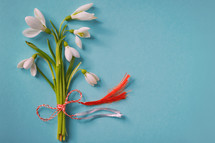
[74, 108, 123, 120]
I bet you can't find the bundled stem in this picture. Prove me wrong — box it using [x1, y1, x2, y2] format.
[25, 18, 80, 141]
[53, 20, 73, 141]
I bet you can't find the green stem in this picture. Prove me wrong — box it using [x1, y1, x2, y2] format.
[66, 62, 82, 93]
[47, 39, 56, 60]
[59, 68, 63, 134]
[55, 37, 67, 141]
[50, 20, 59, 39]
[65, 30, 69, 32]
[36, 53, 56, 88]
[26, 41, 56, 70]
[37, 67, 55, 91]
[61, 24, 68, 37]
[51, 29, 58, 44]
[51, 20, 68, 141]
[61, 54, 66, 138]
[59, 19, 66, 36]
[66, 57, 75, 83]
[56, 42, 62, 140]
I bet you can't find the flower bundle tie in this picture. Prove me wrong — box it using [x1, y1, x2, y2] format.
[37, 74, 130, 121]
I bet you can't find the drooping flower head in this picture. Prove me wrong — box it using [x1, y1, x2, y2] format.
[17, 55, 37, 76]
[23, 8, 51, 38]
[74, 27, 90, 38]
[65, 3, 97, 21]
[64, 41, 80, 62]
[81, 69, 99, 86]
[70, 27, 90, 49]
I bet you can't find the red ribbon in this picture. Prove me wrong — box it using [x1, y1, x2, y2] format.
[36, 74, 130, 121]
[36, 89, 85, 121]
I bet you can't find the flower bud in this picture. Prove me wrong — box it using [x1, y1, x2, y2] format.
[69, 29, 74, 33]
[65, 15, 72, 21]
[32, 54, 37, 59]
[64, 41, 69, 47]
[44, 28, 51, 34]
[81, 69, 87, 74]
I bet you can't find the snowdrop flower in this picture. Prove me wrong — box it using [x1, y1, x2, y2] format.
[70, 27, 90, 49]
[64, 41, 80, 62]
[23, 8, 51, 38]
[74, 27, 90, 38]
[65, 3, 97, 21]
[81, 69, 99, 86]
[17, 56, 37, 76]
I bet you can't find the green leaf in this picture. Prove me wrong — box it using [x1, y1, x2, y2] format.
[47, 39, 56, 60]
[59, 19, 66, 37]
[37, 67, 55, 91]
[65, 57, 75, 83]
[37, 53, 56, 86]
[51, 29, 58, 44]
[50, 20, 59, 39]
[66, 62, 82, 93]
[61, 24, 68, 38]
[25, 41, 56, 70]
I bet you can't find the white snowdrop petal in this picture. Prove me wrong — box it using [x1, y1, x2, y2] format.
[75, 36, 82, 49]
[72, 12, 90, 20]
[74, 3, 93, 13]
[23, 28, 41, 38]
[30, 62, 37, 76]
[85, 75, 94, 86]
[34, 8, 46, 26]
[86, 73, 97, 85]
[78, 27, 90, 32]
[90, 72, 100, 81]
[65, 46, 73, 62]
[83, 31, 90, 38]
[70, 48, 80, 58]
[71, 11, 96, 21]
[23, 57, 34, 69]
[25, 16, 45, 30]
[17, 59, 27, 68]
[77, 27, 90, 38]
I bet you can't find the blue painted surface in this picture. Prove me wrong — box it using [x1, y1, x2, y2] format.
[0, 0, 215, 142]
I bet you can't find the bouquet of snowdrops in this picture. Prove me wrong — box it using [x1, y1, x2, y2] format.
[17, 3, 131, 141]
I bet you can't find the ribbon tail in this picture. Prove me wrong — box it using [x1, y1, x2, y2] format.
[74, 108, 123, 120]
[80, 74, 130, 106]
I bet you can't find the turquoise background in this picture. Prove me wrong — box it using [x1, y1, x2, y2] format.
[0, 0, 215, 142]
